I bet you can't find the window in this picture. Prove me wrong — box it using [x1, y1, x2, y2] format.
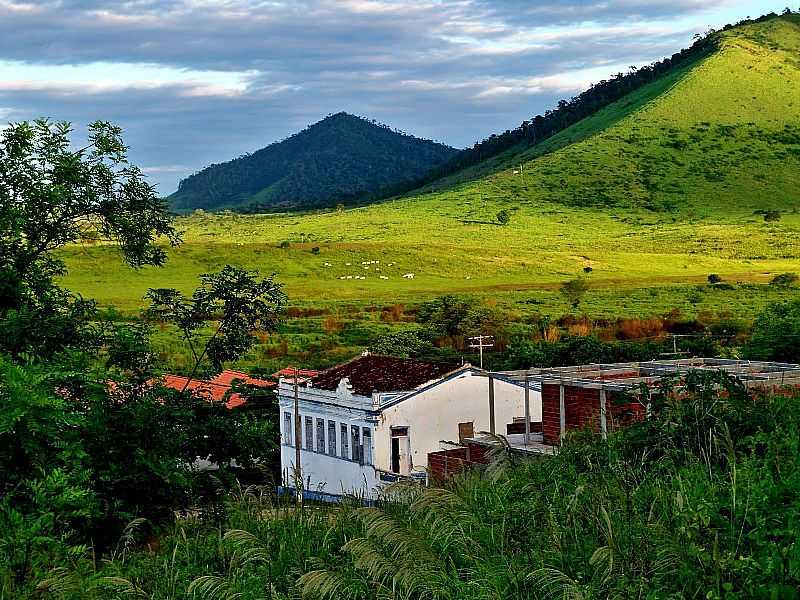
[458, 422, 474, 444]
[283, 412, 293, 446]
[316, 418, 326, 454]
[328, 420, 337, 456]
[340, 424, 349, 459]
[362, 428, 372, 465]
[351, 425, 361, 463]
[305, 416, 313, 451]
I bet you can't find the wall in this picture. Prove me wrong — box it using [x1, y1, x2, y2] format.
[542, 383, 646, 444]
[374, 373, 539, 474]
[278, 383, 378, 498]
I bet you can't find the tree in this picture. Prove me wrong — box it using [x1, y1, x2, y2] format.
[0, 119, 179, 356]
[745, 299, 800, 363]
[707, 273, 722, 285]
[496, 209, 511, 225]
[146, 266, 286, 384]
[560, 278, 589, 309]
[770, 272, 798, 288]
[369, 330, 435, 358]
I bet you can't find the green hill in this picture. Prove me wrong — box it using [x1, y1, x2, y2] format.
[167, 112, 459, 212]
[65, 13, 800, 322]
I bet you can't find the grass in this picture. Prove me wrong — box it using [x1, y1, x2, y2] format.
[59, 15, 800, 368]
[6, 378, 800, 598]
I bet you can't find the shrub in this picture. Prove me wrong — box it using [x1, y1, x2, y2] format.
[368, 330, 435, 358]
[310, 246, 320, 255]
[707, 273, 722, 284]
[745, 298, 800, 363]
[496, 209, 511, 225]
[559, 277, 589, 308]
[770, 272, 798, 287]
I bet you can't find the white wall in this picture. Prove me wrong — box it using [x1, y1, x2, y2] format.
[278, 387, 378, 498]
[280, 444, 377, 497]
[373, 373, 540, 473]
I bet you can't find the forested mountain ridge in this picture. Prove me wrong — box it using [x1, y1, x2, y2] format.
[168, 112, 458, 212]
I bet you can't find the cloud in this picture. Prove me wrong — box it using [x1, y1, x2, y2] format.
[0, 0, 786, 191]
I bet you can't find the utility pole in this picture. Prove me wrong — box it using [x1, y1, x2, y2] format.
[468, 335, 494, 369]
[293, 366, 302, 503]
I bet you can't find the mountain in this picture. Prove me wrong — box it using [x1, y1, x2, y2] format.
[168, 112, 459, 212]
[415, 11, 800, 214]
[66, 12, 800, 317]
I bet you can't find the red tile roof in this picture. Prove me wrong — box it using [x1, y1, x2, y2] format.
[211, 370, 275, 388]
[309, 354, 458, 396]
[161, 370, 274, 409]
[273, 367, 320, 379]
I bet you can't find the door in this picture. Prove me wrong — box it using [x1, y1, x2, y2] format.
[390, 427, 411, 475]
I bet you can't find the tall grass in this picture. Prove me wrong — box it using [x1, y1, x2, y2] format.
[15, 373, 799, 599]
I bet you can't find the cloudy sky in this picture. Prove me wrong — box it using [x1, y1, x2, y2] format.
[0, 0, 789, 193]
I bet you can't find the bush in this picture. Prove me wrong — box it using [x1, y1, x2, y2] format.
[707, 273, 722, 284]
[770, 272, 798, 288]
[559, 277, 589, 308]
[745, 298, 800, 363]
[368, 330, 435, 358]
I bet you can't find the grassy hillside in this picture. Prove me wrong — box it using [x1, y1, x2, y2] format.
[63, 15, 800, 330]
[168, 112, 458, 212]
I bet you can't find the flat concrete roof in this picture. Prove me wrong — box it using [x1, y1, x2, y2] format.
[465, 433, 557, 455]
[488, 358, 800, 392]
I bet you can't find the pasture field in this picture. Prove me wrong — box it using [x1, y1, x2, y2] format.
[59, 14, 800, 369]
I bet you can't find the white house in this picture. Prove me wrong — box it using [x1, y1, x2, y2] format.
[278, 354, 541, 500]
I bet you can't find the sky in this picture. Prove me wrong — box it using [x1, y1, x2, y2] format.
[0, 0, 792, 194]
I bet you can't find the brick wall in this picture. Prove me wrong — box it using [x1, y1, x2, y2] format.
[542, 383, 646, 444]
[542, 384, 561, 445]
[427, 441, 491, 482]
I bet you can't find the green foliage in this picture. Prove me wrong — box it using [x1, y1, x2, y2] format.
[20, 374, 798, 599]
[0, 121, 284, 592]
[368, 330, 435, 358]
[708, 273, 723, 284]
[417, 295, 504, 346]
[168, 112, 458, 212]
[0, 120, 178, 358]
[560, 277, 589, 308]
[745, 298, 800, 362]
[496, 209, 511, 225]
[770, 272, 798, 287]
[146, 265, 286, 378]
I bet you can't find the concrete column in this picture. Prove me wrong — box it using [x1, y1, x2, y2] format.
[599, 389, 607, 440]
[524, 373, 531, 443]
[488, 375, 496, 435]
